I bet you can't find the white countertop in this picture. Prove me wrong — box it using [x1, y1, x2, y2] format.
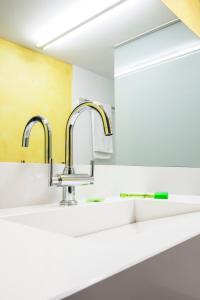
[0, 195, 200, 300]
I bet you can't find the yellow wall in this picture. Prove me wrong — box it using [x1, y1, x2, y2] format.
[0, 39, 72, 163]
[162, 0, 200, 38]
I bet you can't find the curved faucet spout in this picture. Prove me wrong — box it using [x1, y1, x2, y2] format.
[65, 101, 112, 170]
[22, 115, 52, 164]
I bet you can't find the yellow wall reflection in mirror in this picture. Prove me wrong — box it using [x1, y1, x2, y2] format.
[162, 0, 200, 38]
[0, 39, 72, 163]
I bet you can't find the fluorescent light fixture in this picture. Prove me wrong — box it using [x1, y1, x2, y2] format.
[36, 0, 128, 49]
[115, 43, 200, 78]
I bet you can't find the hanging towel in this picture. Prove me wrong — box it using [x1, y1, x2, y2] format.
[92, 103, 113, 159]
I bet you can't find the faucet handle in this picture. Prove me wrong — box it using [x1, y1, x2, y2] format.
[49, 158, 54, 186]
[90, 160, 95, 177]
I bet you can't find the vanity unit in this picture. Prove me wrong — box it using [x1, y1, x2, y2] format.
[0, 195, 200, 299]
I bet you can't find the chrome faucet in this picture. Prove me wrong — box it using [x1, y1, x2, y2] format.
[51, 101, 112, 205]
[22, 101, 112, 206]
[22, 115, 53, 185]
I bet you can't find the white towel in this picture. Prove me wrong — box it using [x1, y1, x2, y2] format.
[92, 103, 113, 159]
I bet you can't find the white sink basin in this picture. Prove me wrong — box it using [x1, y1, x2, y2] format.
[3, 196, 200, 237]
[3, 199, 135, 237]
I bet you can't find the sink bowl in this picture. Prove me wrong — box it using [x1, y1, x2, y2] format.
[3, 199, 135, 237]
[3, 196, 200, 237]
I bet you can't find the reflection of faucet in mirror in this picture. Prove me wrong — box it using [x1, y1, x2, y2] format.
[22, 115, 52, 185]
[51, 101, 112, 206]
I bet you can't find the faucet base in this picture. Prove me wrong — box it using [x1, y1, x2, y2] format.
[60, 199, 78, 206]
[60, 186, 77, 206]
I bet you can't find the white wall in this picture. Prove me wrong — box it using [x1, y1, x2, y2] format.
[72, 65, 114, 165]
[1, 162, 200, 208]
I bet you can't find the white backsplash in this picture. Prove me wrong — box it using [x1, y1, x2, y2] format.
[1, 162, 200, 209]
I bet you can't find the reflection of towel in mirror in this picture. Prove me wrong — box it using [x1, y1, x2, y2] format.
[92, 103, 113, 159]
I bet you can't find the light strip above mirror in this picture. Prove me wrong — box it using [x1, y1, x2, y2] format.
[36, 0, 129, 50]
[115, 21, 200, 78]
[115, 43, 200, 78]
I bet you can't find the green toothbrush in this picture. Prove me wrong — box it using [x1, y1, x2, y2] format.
[120, 192, 168, 199]
[86, 197, 104, 203]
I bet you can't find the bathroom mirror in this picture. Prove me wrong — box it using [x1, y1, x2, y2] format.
[0, 0, 177, 164]
[115, 21, 200, 167]
[2, 0, 200, 167]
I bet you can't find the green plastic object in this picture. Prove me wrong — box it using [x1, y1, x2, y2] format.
[120, 192, 168, 200]
[153, 192, 168, 199]
[86, 197, 104, 203]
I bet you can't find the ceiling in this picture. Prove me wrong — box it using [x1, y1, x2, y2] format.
[0, 0, 176, 77]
